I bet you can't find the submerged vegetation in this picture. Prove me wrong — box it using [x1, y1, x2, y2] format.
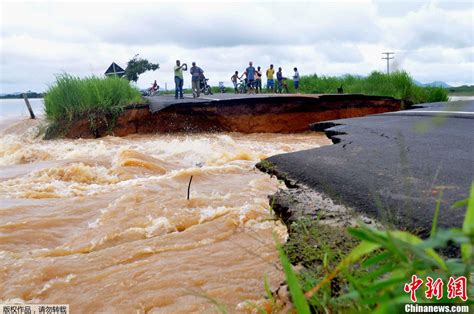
[43, 74, 142, 137]
[286, 71, 449, 104]
[277, 183, 473, 313]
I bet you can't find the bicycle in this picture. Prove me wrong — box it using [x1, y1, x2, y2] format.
[199, 77, 213, 96]
[277, 79, 289, 94]
[236, 79, 248, 94]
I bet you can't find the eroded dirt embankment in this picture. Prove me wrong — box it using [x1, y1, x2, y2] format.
[255, 159, 381, 303]
[51, 94, 405, 139]
[256, 160, 376, 229]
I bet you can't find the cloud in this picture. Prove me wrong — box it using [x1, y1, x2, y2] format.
[105, 3, 381, 48]
[2, 2, 383, 48]
[0, 0, 473, 93]
[379, 2, 473, 49]
[403, 47, 473, 63]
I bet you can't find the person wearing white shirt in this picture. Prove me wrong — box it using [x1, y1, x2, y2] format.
[293, 67, 300, 92]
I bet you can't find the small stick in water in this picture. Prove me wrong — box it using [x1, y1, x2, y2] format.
[187, 175, 193, 200]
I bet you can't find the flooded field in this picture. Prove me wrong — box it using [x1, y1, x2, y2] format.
[0, 118, 331, 313]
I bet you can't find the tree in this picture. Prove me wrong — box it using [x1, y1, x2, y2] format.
[124, 54, 159, 82]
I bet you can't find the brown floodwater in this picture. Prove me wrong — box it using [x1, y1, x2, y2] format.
[0, 118, 331, 313]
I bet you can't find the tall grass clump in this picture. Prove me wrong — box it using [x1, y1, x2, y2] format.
[284, 71, 448, 104]
[44, 73, 142, 122]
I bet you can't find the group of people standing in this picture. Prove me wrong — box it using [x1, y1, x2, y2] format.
[173, 59, 206, 99]
[231, 62, 300, 94]
[174, 59, 212, 98]
[171, 59, 301, 99]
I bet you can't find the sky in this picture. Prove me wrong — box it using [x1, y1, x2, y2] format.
[0, 0, 473, 93]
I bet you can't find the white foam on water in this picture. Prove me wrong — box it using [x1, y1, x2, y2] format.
[0, 119, 333, 311]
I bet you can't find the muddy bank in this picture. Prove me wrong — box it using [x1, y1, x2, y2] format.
[47, 94, 406, 139]
[256, 159, 379, 299]
[257, 160, 375, 229]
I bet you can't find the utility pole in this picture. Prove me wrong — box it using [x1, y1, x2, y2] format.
[382, 52, 395, 74]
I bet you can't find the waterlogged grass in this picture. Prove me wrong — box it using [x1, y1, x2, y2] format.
[44, 74, 142, 122]
[279, 183, 474, 313]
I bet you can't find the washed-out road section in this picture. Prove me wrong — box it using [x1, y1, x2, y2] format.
[267, 100, 474, 234]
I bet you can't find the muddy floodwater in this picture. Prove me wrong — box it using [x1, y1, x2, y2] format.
[0, 118, 331, 313]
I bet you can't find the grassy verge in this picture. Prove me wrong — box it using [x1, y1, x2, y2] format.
[283, 71, 448, 104]
[277, 183, 473, 313]
[44, 74, 143, 137]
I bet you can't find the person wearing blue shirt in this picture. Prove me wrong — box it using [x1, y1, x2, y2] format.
[245, 61, 256, 94]
[190, 62, 204, 98]
[277, 67, 289, 93]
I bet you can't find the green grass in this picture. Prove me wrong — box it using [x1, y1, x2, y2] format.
[278, 183, 474, 313]
[278, 240, 311, 314]
[283, 71, 448, 104]
[44, 73, 142, 122]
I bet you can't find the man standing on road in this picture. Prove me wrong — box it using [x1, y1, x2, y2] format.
[174, 60, 185, 99]
[277, 67, 289, 93]
[255, 66, 262, 94]
[190, 62, 204, 98]
[266, 64, 275, 93]
[293, 67, 300, 92]
[245, 61, 256, 94]
[231, 71, 242, 94]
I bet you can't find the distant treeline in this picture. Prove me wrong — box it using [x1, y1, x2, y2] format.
[447, 85, 474, 95]
[0, 92, 44, 99]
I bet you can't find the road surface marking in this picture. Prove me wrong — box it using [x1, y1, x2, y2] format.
[197, 96, 221, 101]
[390, 111, 474, 115]
[182, 96, 221, 101]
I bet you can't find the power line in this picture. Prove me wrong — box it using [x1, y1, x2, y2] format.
[382, 52, 395, 74]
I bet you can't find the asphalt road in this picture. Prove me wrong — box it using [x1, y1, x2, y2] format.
[144, 93, 389, 113]
[267, 100, 474, 234]
[145, 93, 324, 112]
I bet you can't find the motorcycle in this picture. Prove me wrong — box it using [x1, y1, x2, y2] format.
[200, 77, 213, 96]
[147, 85, 160, 96]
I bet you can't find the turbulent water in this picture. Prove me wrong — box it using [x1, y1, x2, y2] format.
[0, 118, 331, 313]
